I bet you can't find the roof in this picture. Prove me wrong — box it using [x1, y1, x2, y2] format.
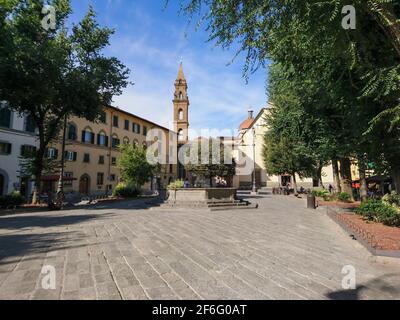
[176, 63, 186, 81]
[239, 118, 254, 130]
[105, 104, 175, 133]
[239, 105, 271, 131]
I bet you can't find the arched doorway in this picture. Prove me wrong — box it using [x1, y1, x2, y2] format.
[79, 174, 90, 195]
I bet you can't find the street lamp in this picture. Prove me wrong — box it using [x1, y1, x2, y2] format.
[252, 126, 257, 194]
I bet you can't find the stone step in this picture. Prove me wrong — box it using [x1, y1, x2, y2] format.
[207, 202, 249, 207]
[210, 204, 259, 211]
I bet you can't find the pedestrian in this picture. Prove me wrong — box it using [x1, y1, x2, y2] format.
[328, 184, 333, 194]
[184, 179, 190, 188]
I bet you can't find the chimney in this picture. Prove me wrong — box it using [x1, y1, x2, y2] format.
[248, 109, 254, 119]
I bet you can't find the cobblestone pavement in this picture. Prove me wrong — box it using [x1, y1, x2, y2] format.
[0, 195, 399, 300]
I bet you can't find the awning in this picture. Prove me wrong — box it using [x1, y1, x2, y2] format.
[41, 175, 77, 182]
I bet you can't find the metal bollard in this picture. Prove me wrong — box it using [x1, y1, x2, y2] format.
[307, 194, 316, 209]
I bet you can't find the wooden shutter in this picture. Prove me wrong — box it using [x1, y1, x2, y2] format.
[82, 130, 85, 142]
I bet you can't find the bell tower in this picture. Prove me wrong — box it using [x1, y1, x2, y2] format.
[173, 63, 189, 144]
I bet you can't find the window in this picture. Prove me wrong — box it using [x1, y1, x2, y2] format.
[68, 124, 77, 140]
[97, 132, 108, 147]
[110, 174, 116, 182]
[0, 142, 12, 155]
[143, 126, 148, 136]
[112, 136, 120, 148]
[123, 137, 129, 145]
[83, 153, 90, 163]
[99, 155, 105, 165]
[178, 109, 184, 120]
[65, 151, 77, 162]
[133, 123, 141, 134]
[24, 115, 36, 133]
[97, 173, 104, 186]
[82, 129, 95, 144]
[113, 115, 119, 127]
[0, 107, 11, 128]
[178, 129, 184, 141]
[111, 157, 117, 166]
[99, 111, 107, 124]
[124, 119, 130, 130]
[64, 172, 73, 187]
[133, 140, 139, 147]
[20, 145, 37, 157]
[46, 148, 58, 160]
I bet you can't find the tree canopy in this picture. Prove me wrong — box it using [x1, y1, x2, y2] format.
[177, 0, 400, 196]
[118, 144, 156, 187]
[0, 0, 130, 202]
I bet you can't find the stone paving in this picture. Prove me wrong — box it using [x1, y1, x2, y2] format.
[0, 195, 399, 300]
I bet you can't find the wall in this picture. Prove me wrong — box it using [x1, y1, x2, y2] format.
[235, 108, 336, 189]
[49, 106, 177, 196]
[0, 111, 38, 197]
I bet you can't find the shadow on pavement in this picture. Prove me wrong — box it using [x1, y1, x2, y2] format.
[326, 273, 400, 300]
[0, 212, 117, 230]
[0, 231, 88, 264]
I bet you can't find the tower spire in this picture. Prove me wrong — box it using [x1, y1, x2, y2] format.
[173, 63, 189, 145]
[176, 62, 186, 81]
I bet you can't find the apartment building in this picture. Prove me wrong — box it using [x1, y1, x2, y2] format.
[43, 105, 177, 196]
[0, 105, 38, 197]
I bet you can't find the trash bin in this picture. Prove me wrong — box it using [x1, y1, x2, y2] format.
[307, 194, 316, 209]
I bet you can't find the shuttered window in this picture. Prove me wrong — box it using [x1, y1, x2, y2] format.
[0, 142, 12, 155]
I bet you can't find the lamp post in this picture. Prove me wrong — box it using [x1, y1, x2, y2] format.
[252, 126, 257, 194]
[56, 114, 67, 209]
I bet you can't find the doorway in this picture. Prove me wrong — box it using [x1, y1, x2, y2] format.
[281, 175, 291, 187]
[79, 174, 90, 195]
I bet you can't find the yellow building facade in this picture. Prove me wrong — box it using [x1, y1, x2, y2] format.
[45, 105, 177, 196]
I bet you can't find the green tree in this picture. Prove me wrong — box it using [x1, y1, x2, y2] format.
[118, 144, 156, 187]
[177, 0, 400, 194]
[0, 0, 130, 203]
[185, 138, 236, 186]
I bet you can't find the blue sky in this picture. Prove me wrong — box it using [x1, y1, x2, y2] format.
[70, 0, 268, 134]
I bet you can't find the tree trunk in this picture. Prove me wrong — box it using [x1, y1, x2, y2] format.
[391, 168, 400, 194]
[332, 158, 341, 193]
[317, 164, 323, 188]
[292, 173, 298, 195]
[339, 158, 353, 200]
[32, 146, 46, 205]
[358, 162, 368, 203]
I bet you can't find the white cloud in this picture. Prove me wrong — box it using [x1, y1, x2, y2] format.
[107, 7, 268, 137]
